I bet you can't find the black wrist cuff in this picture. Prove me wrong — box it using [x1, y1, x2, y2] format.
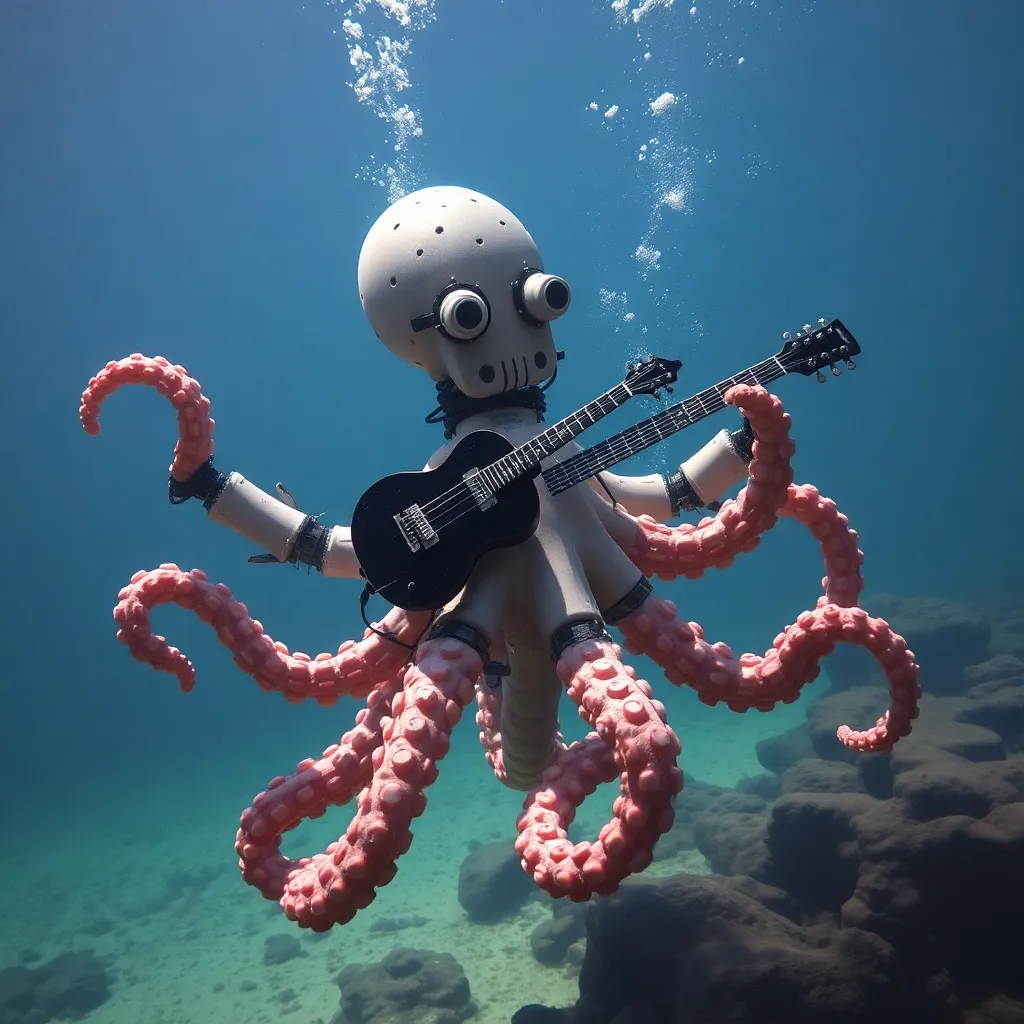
[168, 455, 228, 508]
[664, 468, 703, 516]
[550, 618, 611, 662]
[728, 417, 755, 463]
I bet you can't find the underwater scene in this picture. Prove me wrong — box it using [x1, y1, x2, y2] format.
[2, 1, 1022, 1022]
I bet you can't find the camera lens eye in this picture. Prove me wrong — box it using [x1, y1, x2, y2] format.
[544, 278, 570, 311]
[454, 298, 484, 331]
[517, 271, 572, 324]
[438, 287, 490, 341]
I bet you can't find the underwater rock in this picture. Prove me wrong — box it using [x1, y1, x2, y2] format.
[754, 723, 816, 775]
[733, 772, 783, 801]
[263, 933, 306, 965]
[989, 606, 1024, 662]
[572, 874, 903, 1024]
[333, 947, 474, 1024]
[779, 758, 867, 795]
[519, 694, 1024, 1023]
[0, 950, 111, 1023]
[963, 654, 1024, 696]
[691, 791, 770, 876]
[530, 902, 587, 967]
[955, 681, 1024, 750]
[653, 778, 727, 859]
[457, 839, 534, 923]
[823, 594, 991, 696]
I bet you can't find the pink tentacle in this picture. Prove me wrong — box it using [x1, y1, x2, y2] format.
[619, 595, 921, 753]
[475, 684, 506, 780]
[516, 640, 682, 901]
[80, 354, 215, 481]
[779, 482, 864, 608]
[113, 563, 432, 704]
[237, 637, 481, 930]
[619, 384, 795, 581]
[235, 673, 400, 928]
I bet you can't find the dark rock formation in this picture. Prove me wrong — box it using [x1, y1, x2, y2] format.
[263, 932, 306, 965]
[332, 947, 474, 1024]
[457, 839, 535, 923]
[0, 950, 111, 1023]
[530, 902, 587, 967]
[516, 594, 1024, 1023]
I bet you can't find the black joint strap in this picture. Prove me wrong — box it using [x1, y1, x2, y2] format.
[428, 618, 491, 662]
[601, 576, 653, 625]
[168, 455, 228, 508]
[550, 618, 611, 662]
[287, 517, 330, 573]
[483, 661, 510, 690]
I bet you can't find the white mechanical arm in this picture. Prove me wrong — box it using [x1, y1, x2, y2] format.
[588, 421, 755, 520]
[171, 461, 361, 578]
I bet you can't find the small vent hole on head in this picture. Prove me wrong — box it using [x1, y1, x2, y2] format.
[414, 360, 423, 367]
[476, 237, 484, 245]
[393, 223, 400, 230]
[389, 276, 397, 287]
[416, 248, 424, 256]
[499, 219, 506, 226]
[435, 226, 444, 234]
[470, 198, 477, 203]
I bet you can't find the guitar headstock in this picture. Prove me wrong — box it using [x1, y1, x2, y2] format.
[778, 318, 861, 381]
[623, 354, 683, 397]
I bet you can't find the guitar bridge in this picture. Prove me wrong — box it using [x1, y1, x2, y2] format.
[463, 467, 496, 510]
[394, 504, 439, 553]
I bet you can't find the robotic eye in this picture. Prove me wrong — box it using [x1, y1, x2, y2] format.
[410, 283, 491, 342]
[438, 287, 490, 342]
[513, 269, 572, 327]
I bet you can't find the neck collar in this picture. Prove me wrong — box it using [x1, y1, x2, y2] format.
[425, 379, 548, 440]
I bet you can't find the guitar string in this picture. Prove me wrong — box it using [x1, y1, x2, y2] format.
[540, 361, 775, 493]
[422, 362, 778, 535]
[543, 361, 786, 494]
[422, 359, 786, 535]
[414, 335, 829, 535]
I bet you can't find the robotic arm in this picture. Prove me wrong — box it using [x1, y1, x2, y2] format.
[589, 418, 755, 521]
[169, 459, 361, 578]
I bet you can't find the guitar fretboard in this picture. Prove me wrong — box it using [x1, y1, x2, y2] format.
[542, 356, 786, 496]
[478, 381, 634, 492]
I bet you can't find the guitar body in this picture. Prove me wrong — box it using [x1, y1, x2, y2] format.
[351, 430, 542, 611]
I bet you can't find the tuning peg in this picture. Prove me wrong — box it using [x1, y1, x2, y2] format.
[831, 364, 841, 376]
[782, 331, 792, 341]
[817, 318, 826, 327]
[665, 385, 674, 394]
[816, 370, 827, 383]
[802, 323, 812, 334]
[846, 359, 857, 370]
[626, 361, 636, 371]
[653, 390, 661, 399]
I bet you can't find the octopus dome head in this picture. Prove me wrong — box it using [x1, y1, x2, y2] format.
[356, 185, 569, 399]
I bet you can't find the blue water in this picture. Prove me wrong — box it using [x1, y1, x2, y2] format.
[1, 0, 1021, 1019]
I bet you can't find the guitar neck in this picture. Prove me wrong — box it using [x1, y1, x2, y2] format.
[543, 356, 787, 496]
[479, 381, 635, 492]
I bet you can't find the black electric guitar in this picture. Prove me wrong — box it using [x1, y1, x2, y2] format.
[542, 317, 861, 497]
[351, 356, 682, 610]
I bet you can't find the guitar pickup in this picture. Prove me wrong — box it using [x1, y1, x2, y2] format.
[463, 467, 496, 510]
[394, 503, 439, 553]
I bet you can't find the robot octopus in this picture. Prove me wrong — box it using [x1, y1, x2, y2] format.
[80, 186, 921, 932]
